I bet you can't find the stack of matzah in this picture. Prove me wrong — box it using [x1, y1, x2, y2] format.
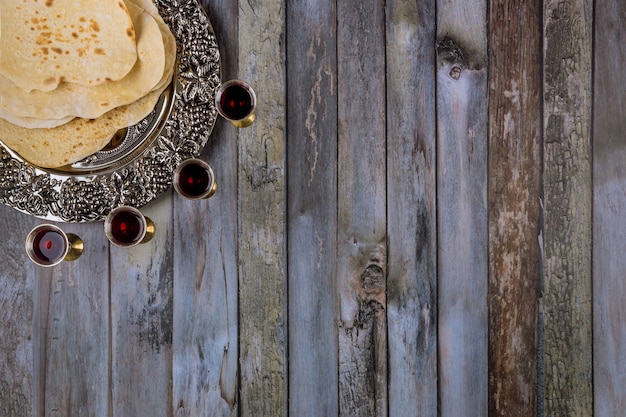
[0, 0, 176, 168]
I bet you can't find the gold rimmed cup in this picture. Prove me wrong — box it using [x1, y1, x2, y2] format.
[173, 158, 218, 200]
[215, 79, 256, 128]
[26, 224, 83, 267]
[104, 206, 155, 248]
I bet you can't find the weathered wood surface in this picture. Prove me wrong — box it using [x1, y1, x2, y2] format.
[172, 1, 239, 416]
[0, 0, 622, 416]
[0, 210, 38, 417]
[385, 0, 438, 415]
[44, 222, 110, 417]
[237, 0, 287, 415]
[488, 0, 543, 415]
[337, 2, 387, 416]
[542, 0, 593, 415]
[172, 152, 238, 417]
[286, 0, 338, 416]
[110, 197, 172, 417]
[436, 0, 488, 415]
[593, 0, 626, 416]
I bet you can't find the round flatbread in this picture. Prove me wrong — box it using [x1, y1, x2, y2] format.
[0, 0, 138, 92]
[126, 0, 177, 93]
[0, 84, 169, 168]
[0, 113, 75, 130]
[0, 1, 165, 123]
[0, 0, 178, 168]
[0, 0, 177, 129]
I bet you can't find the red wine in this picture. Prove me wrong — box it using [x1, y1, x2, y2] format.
[219, 83, 254, 120]
[109, 209, 145, 246]
[173, 159, 216, 200]
[32, 229, 67, 264]
[178, 162, 211, 197]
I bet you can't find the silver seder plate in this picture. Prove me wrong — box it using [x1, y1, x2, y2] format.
[0, 0, 220, 222]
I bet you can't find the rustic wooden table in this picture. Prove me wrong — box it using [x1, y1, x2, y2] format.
[1, 0, 623, 416]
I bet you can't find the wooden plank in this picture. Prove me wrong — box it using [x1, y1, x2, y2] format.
[385, 0, 438, 415]
[172, 1, 239, 416]
[43, 222, 110, 417]
[436, 1, 489, 415]
[286, 0, 338, 415]
[336, 1, 386, 416]
[0, 208, 39, 417]
[237, 0, 287, 416]
[171, 141, 239, 417]
[542, 0, 593, 415]
[487, 0, 542, 415]
[593, 0, 626, 415]
[32, 238, 51, 417]
[32, 265, 51, 417]
[109, 196, 173, 417]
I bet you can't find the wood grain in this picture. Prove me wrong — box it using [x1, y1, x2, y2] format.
[336, 1, 387, 416]
[0, 208, 39, 417]
[385, 0, 438, 415]
[593, 0, 626, 415]
[0, 0, 616, 415]
[237, 0, 287, 415]
[110, 196, 173, 417]
[172, 1, 239, 416]
[488, 0, 542, 415]
[172, 177, 239, 417]
[287, 0, 338, 415]
[44, 222, 110, 417]
[542, 0, 593, 415]
[32, 233, 51, 417]
[436, 1, 489, 415]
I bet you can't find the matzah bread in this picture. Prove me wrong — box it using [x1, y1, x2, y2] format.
[0, 86, 168, 168]
[0, 2, 165, 123]
[0, 0, 138, 92]
[0, 0, 178, 168]
[0, 0, 177, 129]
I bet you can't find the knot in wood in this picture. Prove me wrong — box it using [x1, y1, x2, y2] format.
[436, 37, 467, 66]
[361, 264, 384, 295]
[449, 66, 462, 80]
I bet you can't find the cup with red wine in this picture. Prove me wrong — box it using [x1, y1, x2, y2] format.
[173, 158, 218, 200]
[215, 80, 256, 128]
[26, 224, 83, 267]
[104, 206, 155, 248]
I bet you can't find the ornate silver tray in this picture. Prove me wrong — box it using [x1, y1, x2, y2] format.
[0, 0, 220, 222]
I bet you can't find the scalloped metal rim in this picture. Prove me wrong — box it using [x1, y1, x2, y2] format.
[0, 0, 220, 223]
